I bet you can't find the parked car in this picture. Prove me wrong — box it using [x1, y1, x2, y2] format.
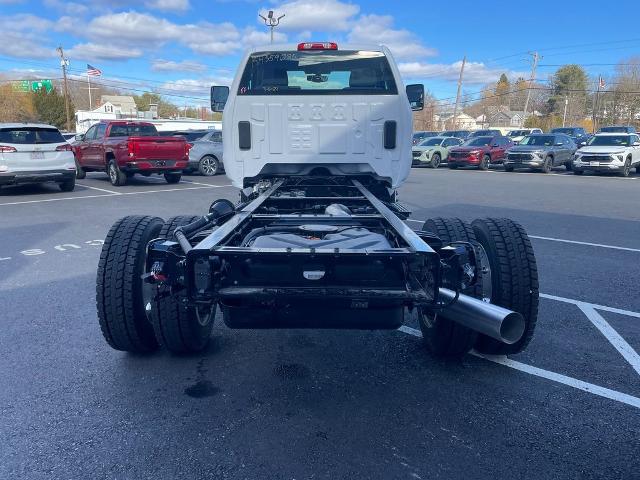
[0, 123, 76, 191]
[160, 129, 209, 145]
[61, 132, 77, 143]
[411, 136, 463, 168]
[469, 129, 501, 138]
[507, 128, 543, 144]
[73, 121, 190, 186]
[440, 129, 471, 139]
[447, 135, 513, 170]
[186, 130, 224, 175]
[504, 133, 576, 173]
[573, 133, 640, 176]
[598, 125, 636, 134]
[550, 127, 591, 147]
[412, 131, 439, 145]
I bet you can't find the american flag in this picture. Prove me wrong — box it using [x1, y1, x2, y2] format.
[87, 64, 102, 77]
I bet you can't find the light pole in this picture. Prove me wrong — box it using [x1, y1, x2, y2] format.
[259, 10, 285, 44]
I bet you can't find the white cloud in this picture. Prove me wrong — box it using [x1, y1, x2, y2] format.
[43, 0, 89, 15]
[0, 15, 55, 59]
[0, 13, 53, 31]
[145, 0, 190, 11]
[84, 12, 242, 56]
[151, 59, 207, 73]
[398, 61, 526, 85]
[66, 43, 143, 61]
[261, 0, 359, 32]
[347, 14, 437, 60]
[159, 76, 234, 97]
[241, 28, 287, 46]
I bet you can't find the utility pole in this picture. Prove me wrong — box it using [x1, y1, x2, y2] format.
[562, 96, 568, 127]
[592, 76, 603, 133]
[56, 46, 72, 132]
[259, 10, 285, 44]
[452, 55, 466, 129]
[522, 51, 540, 128]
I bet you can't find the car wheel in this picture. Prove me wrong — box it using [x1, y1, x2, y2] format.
[479, 154, 490, 170]
[472, 218, 539, 355]
[150, 216, 216, 353]
[75, 160, 86, 179]
[198, 155, 219, 176]
[417, 218, 481, 359]
[164, 172, 182, 184]
[430, 153, 441, 169]
[541, 157, 552, 173]
[564, 162, 573, 171]
[59, 176, 75, 192]
[620, 158, 631, 177]
[108, 160, 127, 186]
[504, 165, 514, 172]
[96, 216, 164, 353]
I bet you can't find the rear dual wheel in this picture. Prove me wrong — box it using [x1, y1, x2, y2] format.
[96, 215, 215, 354]
[419, 217, 539, 358]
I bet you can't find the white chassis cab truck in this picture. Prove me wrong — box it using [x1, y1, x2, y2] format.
[96, 42, 539, 359]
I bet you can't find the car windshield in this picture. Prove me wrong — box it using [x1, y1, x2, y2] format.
[108, 124, 158, 137]
[519, 135, 555, 146]
[588, 135, 631, 147]
[599, 126, 633, 133]
[508, 130, 528, 137]
[0, 126, 65, 144]
[551, 128, 575, 135]
[463, 136, 492, 146]
[419, 138, 443, 146]
[471, 130, 496, 136]
[238, 50, 398, 95]
[175, 131, 208, 141]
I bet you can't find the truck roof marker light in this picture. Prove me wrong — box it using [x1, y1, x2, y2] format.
[297, 42, 338, 51]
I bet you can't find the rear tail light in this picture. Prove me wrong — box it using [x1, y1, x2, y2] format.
[56, 144, 73, 151]
[127, 140, 136, 157]
[297, 42, 338, 50]
[0, 145, 17, 153]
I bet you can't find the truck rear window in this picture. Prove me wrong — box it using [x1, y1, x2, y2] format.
[108, 124, 158, 137]
[237, 50, 398, 95]
[0, 127, 65, 144]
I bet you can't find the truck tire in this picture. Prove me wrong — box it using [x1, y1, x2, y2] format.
[150, 216, 216, 354]
[75, 160, 86, 179]
[471, 218, 539, 355]
[198, 155, 219, 176]
[108, 160, 127, 186]
[418, 217, 480, 358]
[59, 176, 75, 192]
[96, 215, 164, 353]
[164, 172, 182, 184]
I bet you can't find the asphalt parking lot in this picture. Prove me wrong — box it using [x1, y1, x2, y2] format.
[1, 167, 639, 479]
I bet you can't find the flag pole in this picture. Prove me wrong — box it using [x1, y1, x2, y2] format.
[87, 71, 92, 110]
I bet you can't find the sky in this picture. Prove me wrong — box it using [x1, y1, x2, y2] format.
[1, 0, 639, 109]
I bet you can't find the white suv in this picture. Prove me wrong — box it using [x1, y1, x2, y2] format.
[573, 133, 640, 176]
[210, 42, 418, 190]
[0, 123, 76, 191]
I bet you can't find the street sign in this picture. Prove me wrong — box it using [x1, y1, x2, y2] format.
[11, 79, 53, 93]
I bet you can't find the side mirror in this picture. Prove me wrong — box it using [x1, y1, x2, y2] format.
[75, 134, 84, 141]
[406, 84, 424, 111]
[210, 86, 229, 113]
[554, 142, 563, 146]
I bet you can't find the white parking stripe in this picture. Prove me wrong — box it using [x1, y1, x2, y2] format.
[397, 325, 640, 410]
[181, 180, 220, 187]
[0, 184, 233, 207]
[528, 235, 640, 253]
[76, 183, 121, 195]
[405, 218, 640, 253]
[577, 304, 640, 376]
[540, 293, 640, 319]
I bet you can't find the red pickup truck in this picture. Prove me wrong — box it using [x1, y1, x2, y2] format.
[73, 121, 189, 186]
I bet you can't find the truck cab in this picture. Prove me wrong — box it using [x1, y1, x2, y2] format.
[211, 42, 423, 192]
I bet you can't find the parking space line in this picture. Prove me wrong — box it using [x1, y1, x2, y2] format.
[181, 180, 220, 187]
[577, 304, 640, 376]
[0, 184, 234, 207]
[397, 326, 640, 410]
[76, 183, 121, 195]
[540, 293, 640, 319]
[405, 218, 640, 253]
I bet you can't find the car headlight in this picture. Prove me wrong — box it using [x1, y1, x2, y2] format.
[532, 150, 545, 157]
[616, 154, 625, 161]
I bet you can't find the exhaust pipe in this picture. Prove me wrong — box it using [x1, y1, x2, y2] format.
[435, 289, 525, 344]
